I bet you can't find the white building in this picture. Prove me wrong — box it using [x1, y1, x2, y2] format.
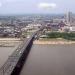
[28, 24, 41, 28]
[69, 26, 75, 32]
[21, 23, 42, 31]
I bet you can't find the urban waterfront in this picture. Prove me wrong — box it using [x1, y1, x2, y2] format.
[20, 44, 75, 75]
[0, 0, 75, 74]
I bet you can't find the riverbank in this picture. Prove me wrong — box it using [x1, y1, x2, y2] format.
[33, 39, 75, 45]
[0, 38, 22, 47]
[0, 38, 21, 41]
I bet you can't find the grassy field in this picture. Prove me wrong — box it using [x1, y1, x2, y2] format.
[42, 32, 75, 41]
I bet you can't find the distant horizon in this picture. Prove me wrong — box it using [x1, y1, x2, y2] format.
[0, 12, 74, 15]
[0, 13, 71, 16]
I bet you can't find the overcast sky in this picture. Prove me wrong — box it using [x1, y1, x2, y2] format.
[0, 0, 75, 14]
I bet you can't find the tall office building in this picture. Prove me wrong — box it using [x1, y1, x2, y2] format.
[65, 11, 73, 24]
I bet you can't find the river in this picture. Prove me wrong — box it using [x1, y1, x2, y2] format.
[20, 44, 75, 75]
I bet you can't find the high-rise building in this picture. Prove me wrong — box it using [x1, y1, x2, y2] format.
[65, 11, 73, 24]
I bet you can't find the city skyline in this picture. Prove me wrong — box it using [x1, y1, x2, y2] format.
[0, 0, 75, 14]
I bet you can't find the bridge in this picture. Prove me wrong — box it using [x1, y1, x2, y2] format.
[0, 28, 43, 75]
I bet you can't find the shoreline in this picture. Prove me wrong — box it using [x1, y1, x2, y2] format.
[33, 40, 75, 45]
[0, 38, 21, 41]
[0, 38, 22, 47]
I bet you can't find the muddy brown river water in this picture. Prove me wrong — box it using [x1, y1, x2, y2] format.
[20, 44, 75, 75]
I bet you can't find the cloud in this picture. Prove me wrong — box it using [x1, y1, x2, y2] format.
[38, 3, 57, 9]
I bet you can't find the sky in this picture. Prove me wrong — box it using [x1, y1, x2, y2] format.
[0, 0, 75, 14]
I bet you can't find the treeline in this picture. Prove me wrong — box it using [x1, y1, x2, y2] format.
[46, 32, 75, 41]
